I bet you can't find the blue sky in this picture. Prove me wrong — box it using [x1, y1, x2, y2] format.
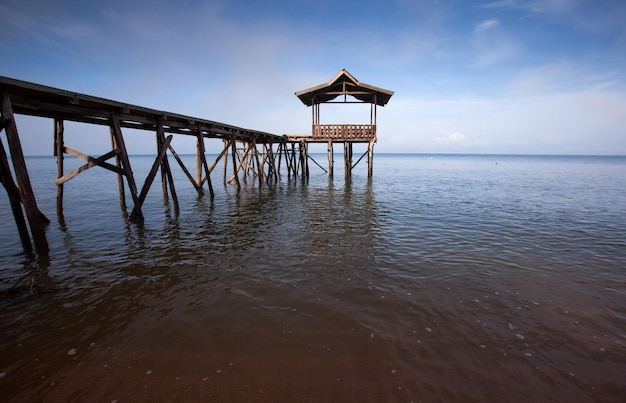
[1, 0, 625, 155]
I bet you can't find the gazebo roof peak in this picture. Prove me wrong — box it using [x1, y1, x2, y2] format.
[295, 69, 394, 107]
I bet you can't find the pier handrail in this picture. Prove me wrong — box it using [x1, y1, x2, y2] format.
[312, 124, 376, 139]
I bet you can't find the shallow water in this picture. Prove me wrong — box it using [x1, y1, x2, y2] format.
[1, 153, 625, 402]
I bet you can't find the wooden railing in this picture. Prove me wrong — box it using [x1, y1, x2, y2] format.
[313, 124, 376, 139]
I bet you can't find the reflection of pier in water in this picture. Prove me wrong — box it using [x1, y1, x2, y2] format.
[1, 72, 392, 255]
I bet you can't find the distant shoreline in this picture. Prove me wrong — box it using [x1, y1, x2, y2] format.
[22, 153, 626, 158]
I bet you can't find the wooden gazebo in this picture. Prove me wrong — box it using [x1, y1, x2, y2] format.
[293, 69, 393, 177]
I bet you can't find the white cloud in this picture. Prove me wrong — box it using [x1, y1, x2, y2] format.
[508, 63, 626, 95]
[471, 18, 520, 67]
[475, 19, 499, 34]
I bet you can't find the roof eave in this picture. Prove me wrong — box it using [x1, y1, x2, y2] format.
[295, 69, 393, 106]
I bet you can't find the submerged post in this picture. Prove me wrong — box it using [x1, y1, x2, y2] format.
[368, 139, 374, 178]
[156, 120, 179, 211]
[0, 136, 32, 253]
[110, 112, 143, 220]
[54, 118, 65, 219]
[328, 140, 334, 177]
[1, 90, 49, 254]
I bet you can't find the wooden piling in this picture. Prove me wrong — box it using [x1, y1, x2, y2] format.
[110, 128, 127, 211]
[328, 140, 334, 177]
[0, 135, 32, 253]
[110, 113, 143, 220]
[1, 90, 48, 253]
[54, 118, 64, 219]
[156, 120, 179, 212]
[368, 140, 374, 177]
[196, 125, 214, 198]
[130, 135, 173, 219]
[230, 135, 240, 191]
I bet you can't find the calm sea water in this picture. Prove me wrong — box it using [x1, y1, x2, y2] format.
[1, 153, 625, 402]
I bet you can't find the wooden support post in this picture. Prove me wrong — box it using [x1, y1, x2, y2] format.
[130, 135, 173, 219]
[229, 141, 253, 185]
[304, 142, 310, 178]
[196, 130, 202, 188]
[328, 140, 334, 177]
[240, 143, 250, 181]
[283, 142, 291, 177]
[344, 142, 350, 177]
[291, 142, 297, 177]
[168, 143, 203, 195]
[156, 120, 178, 212]
[267, 143, 278, 181]
[1, 90, 49, 253]
[207, 138, 231, 176]
[54, 118, 65, 219]
[276, 142, 283, 176]
[110, 112, 143, 220]
[230, 136, 240, 190]
[252, 138, 263, 186]
[196, 125, 214, 198]
[157, 129, 167, 198]
[223, 139, 229, 184]
[0, 136, 32, 253]
[368, 139, 374, 178]
[261, 143, 270, 181]
[110, 127, 127, 211]
[298, 142, 304, 178]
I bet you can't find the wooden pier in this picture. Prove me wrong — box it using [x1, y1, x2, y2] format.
[1, 72, 392, 255]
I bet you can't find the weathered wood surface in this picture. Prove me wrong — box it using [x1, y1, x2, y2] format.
[130, 135, 173, 219]
[55, 148, 122, 185]
[312, 124, 376, 139]
[1, 89, 49, 253]
[110, 112, 143, 220]
[0, 137, 32, 252]
[156, 120, 178, 211]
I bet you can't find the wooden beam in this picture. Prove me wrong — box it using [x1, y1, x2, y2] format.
[0, 137, 32, 253]
[1, 89, 48, 253]
[54, 148, 122, 185]
[328, 140, 334, 177]
[229, 143, 253, 183]
[207, 138, 232, 176]
[156, 120, 178, 212]
[168, 143, 204, 195]
[368, 139, 374, 178]
[54, 119, 65, 219]
[252, 138, 263, 186]
[197, 124, 214, 198]
[308, 153, 327, 173]
[110, 128, 127, 211]
[228, 138, 245, 190]
[110, 112, 143, 220]
[352, 148, 368, 170]
[130, 135, 173, 219]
